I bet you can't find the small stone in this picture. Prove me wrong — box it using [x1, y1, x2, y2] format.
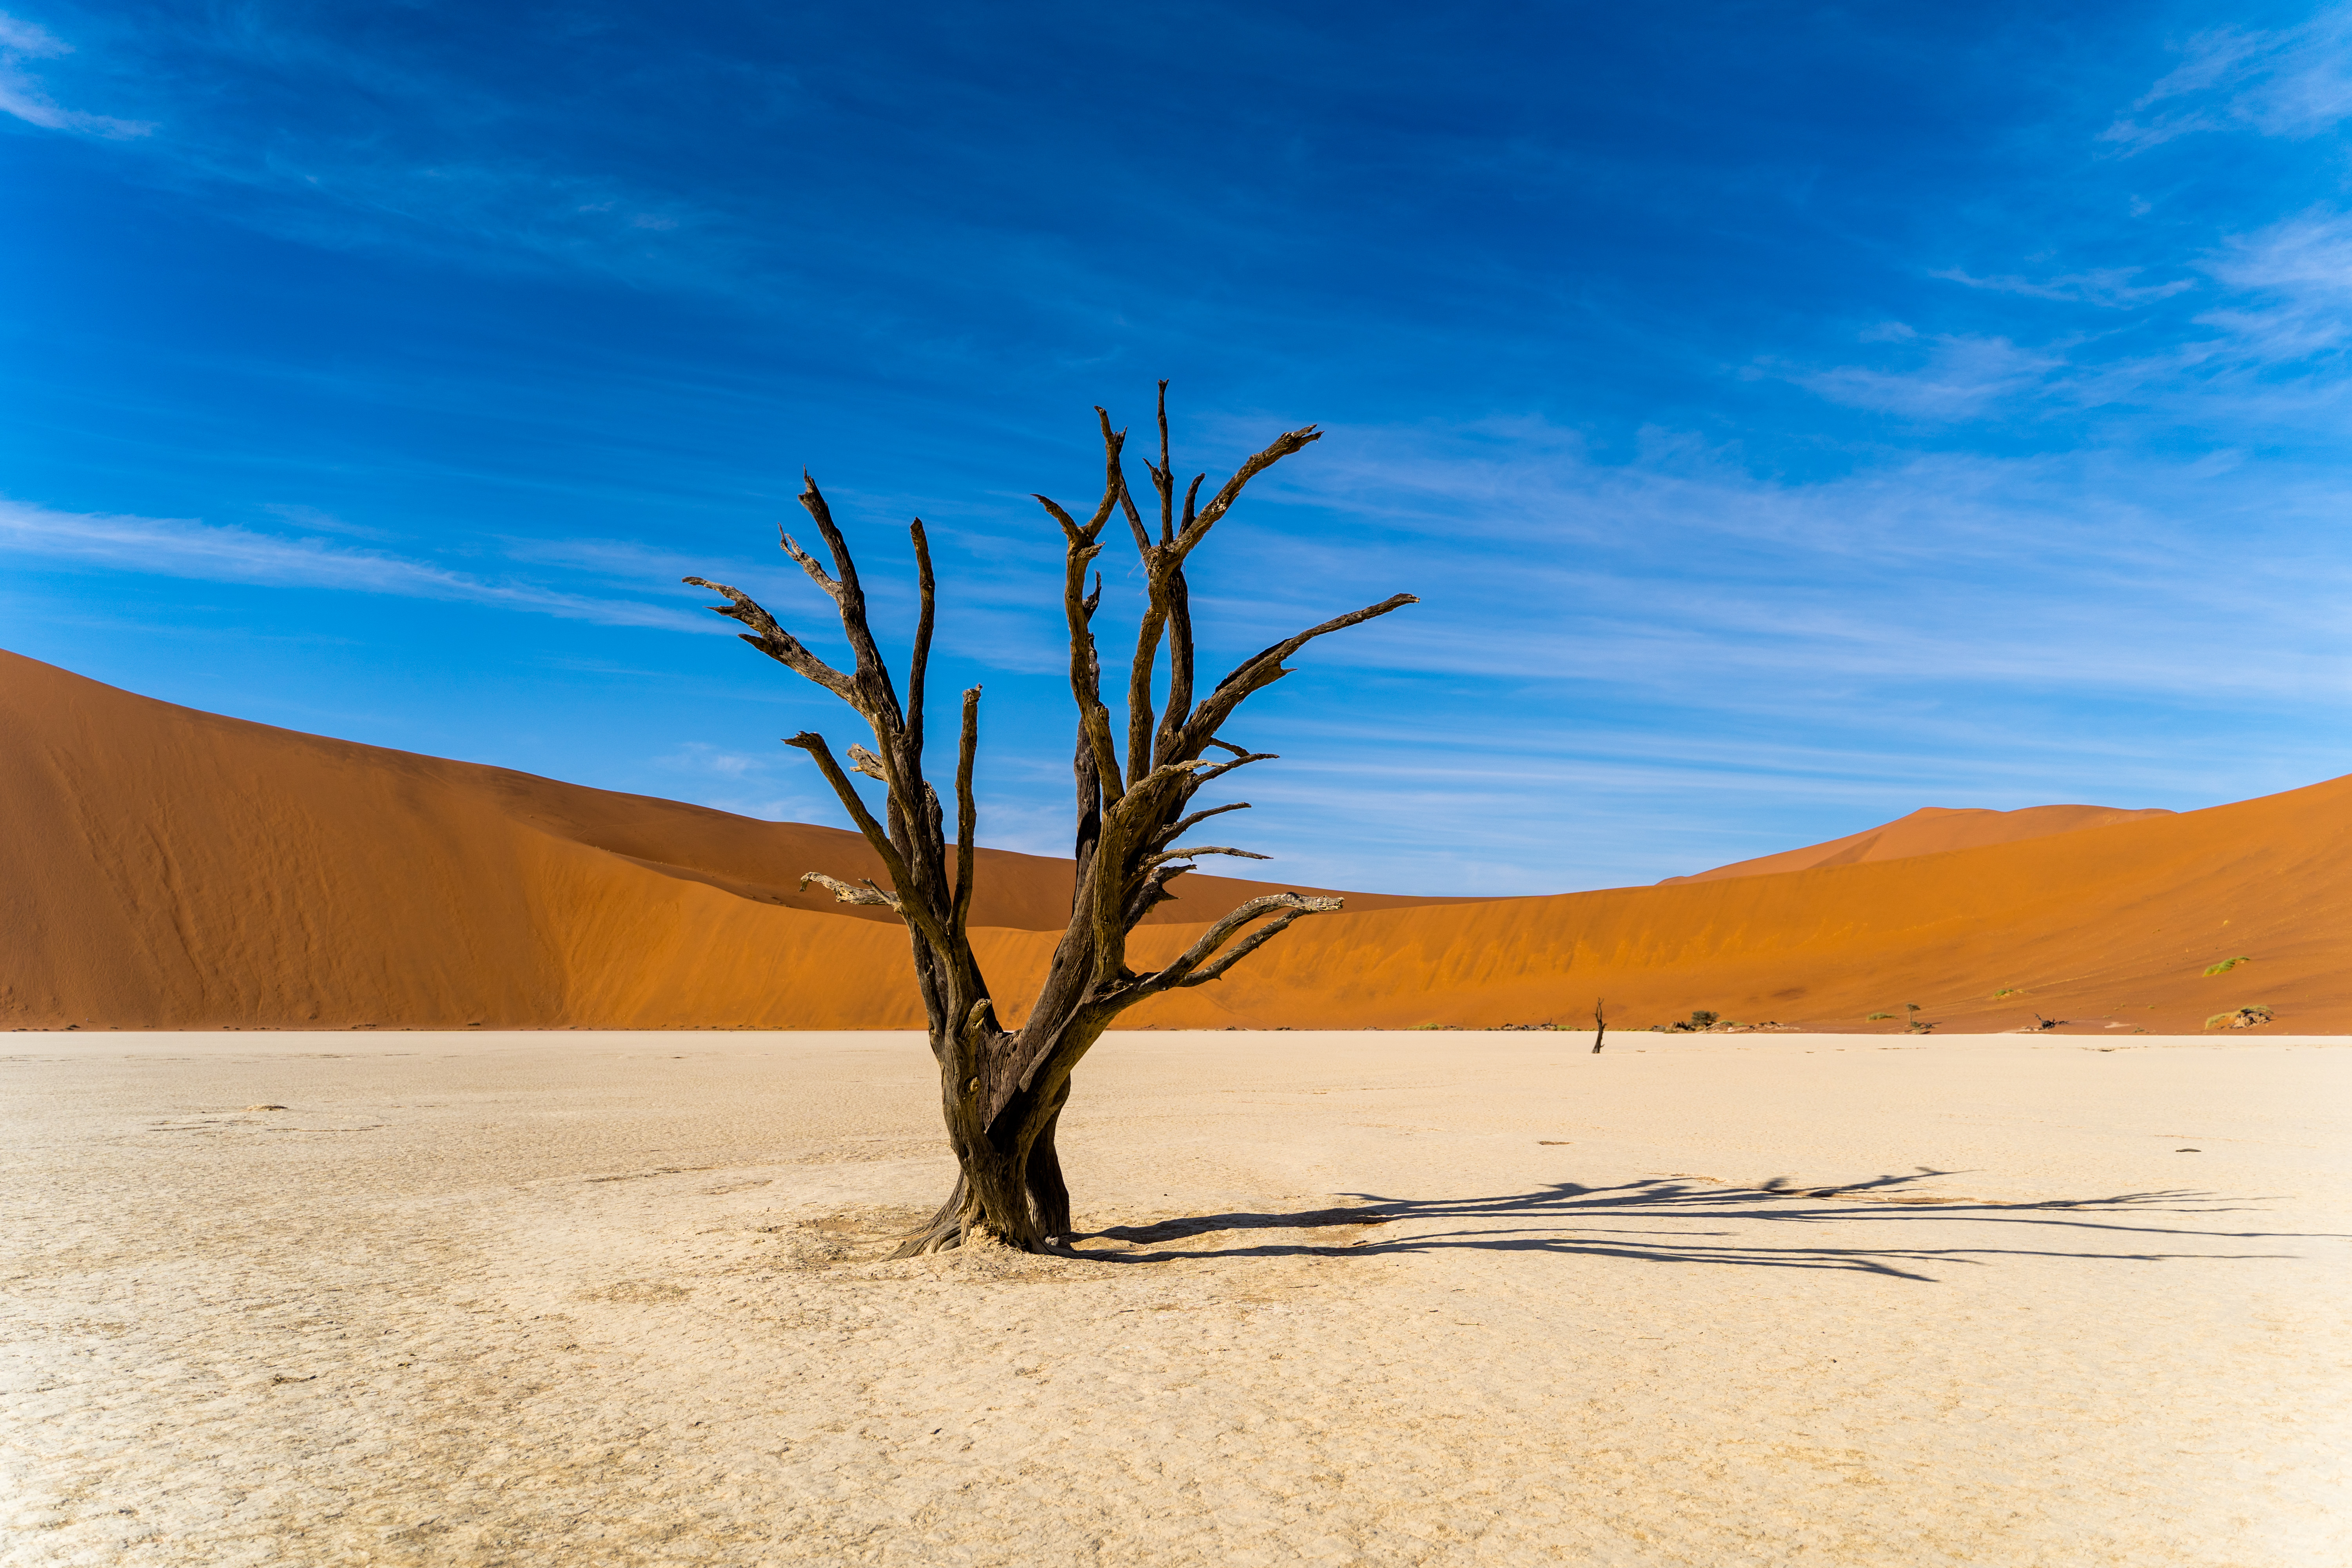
[246, 1104, 290, 1111]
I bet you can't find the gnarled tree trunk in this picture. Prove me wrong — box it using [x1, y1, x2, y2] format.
[684, 385, 1413, 1254]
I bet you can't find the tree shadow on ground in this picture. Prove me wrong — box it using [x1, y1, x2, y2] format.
[1079, 1169, 2331, 1282]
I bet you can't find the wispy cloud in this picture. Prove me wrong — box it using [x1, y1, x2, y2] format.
[0, 12, 151, 138]
[259, 502, 396, 541]
[1788, 334, 2065, 420]
[2104, 8, 2352, 149]
[1782, 209, 2352, 428]
[500, 535, 725, 584]
[2195, 207, 2352, 364]
[1930, 266, 2193, 308]
[648, 742, 823, 823]
[0, 497, 718, 632]
[1146, 425, 2352, 892]
[1243, 415, 2352, 702]
[654, 741, 768, 779]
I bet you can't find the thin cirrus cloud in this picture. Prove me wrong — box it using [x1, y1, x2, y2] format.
[1780, 207, 2352, 429]
[2196, 208, 2352, 365]
[0, 11, 151, 138]
[0, 5, 719, 289]
[0, 497, 718, 633]
[1928, 267, 2195, 308]
[1236, 418, 2349, 706]
[1783, 334, 2068, 421]
[2103, 6, 2352, 150]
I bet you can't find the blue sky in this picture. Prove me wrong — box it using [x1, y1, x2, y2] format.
[4, 2, 2348, 895]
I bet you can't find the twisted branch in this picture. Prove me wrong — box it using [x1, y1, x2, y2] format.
[682, 577, 857, 704]
[785, 730, 952, 952]
[1138, 892, 1344, 994]
[800, 872, 902, 911]
[953, 686, 979, 940]
[1184, 593, 1419, 751]
[1159, 801, 1252, 843]
[1142, 845, 1272, 869]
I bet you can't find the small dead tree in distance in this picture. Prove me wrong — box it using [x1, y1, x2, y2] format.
[683, 386, 1415, 1256]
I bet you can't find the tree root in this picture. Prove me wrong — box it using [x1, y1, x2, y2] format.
[889, 1183, 969, 1258]
[887, 1179, 1080, 1259]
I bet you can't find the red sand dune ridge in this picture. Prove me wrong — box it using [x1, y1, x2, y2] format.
[1661, 803, 2176, 883]
[5, 650, 2346, 1034]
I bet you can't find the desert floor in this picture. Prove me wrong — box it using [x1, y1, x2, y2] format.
[4, 1030, 2347, 1567]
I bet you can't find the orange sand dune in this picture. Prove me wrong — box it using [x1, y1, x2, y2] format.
[0, 652, 1444, 1030]
[5, 649, 2347, 1034]
[1116, 772, 2349, 1032]
[1661, 802, 2175, 883]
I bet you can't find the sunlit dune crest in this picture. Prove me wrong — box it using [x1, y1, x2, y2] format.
[4, 648, 2345, 1034]
[1660, 802, 2176, 884]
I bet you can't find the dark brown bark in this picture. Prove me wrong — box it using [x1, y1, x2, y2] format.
[684, 388, 1415, 1254]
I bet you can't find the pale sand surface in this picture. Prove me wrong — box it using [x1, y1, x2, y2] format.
[5, 1031, 2347, 1566]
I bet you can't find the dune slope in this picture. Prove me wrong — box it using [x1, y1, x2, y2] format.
[5, 649, 2346, 1033]
[0, 652, 1440, 1030]
[1125, 775, 2350, 1032]
[1660, 802, 2176, 883]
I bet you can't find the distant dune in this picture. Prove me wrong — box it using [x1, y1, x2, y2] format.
[1661, 802, 2176, 884]
[5, 649, 2346, 1033]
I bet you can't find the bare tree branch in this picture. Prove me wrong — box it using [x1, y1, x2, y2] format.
[1117, 469, 1154, 557]
[783, 730, 952, 952]
[1184, 593, 1418, 748]
[1138, 891, 1344, 993]
[953, 686, 979, 940]
[792, 475, 902, 725]
[799, 872, 902, 911]
[1172, 907, 1318, 987]
[1160, 801, 1252, 842]
[1174, 425, 1322, 557]
[1194, 750, 1276, 786]
[681, 578, 857, 704]
[1151, 559, 1195, 768]
[1038, 416, 1134, 806]
[907, 519, 936, 756]
[1124, 557, 1169, 790]
[777, 530, 842, 601]
[1142, 845, 1272, 869]
[1120, 860, 1193, 927]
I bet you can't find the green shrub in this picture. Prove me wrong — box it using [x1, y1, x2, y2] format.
[2204, 956, 2250, 976]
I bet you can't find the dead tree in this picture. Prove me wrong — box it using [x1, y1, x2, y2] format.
[683, 386, 1414, 1256]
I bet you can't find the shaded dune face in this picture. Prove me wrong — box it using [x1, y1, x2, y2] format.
[4, 649, 2347, 1034]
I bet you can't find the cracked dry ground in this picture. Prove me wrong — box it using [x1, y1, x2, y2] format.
[5, 1031, 2348, 1566]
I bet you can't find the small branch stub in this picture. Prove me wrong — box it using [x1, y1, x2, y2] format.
[800, 871, 901, 911]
